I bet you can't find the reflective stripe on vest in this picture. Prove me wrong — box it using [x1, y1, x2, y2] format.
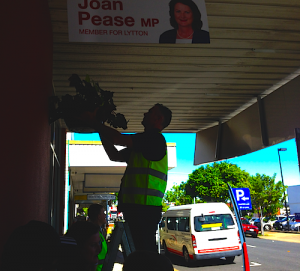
[125, 168, 167, 182]
[97, 231, 107, 271]
[121, 150, 168, 206]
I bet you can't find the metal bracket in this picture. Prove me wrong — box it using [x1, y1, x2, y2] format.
[257, 96, 269, 147]
[215, 120, 222, 160]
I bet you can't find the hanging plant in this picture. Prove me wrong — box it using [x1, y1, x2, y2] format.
[49, 74, 128, 132]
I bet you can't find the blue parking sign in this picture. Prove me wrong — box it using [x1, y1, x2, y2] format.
[232, 188, 252, 210]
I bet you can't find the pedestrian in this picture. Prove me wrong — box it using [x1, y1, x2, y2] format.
[83, 103, 172, 252]
[64, 221, 101, 271]
[88, 204, 108, 271]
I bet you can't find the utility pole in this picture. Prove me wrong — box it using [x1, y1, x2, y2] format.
[278, 148, 289, 231]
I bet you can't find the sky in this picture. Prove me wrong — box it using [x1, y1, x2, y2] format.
[163, 134, 300, 191]
[73, 133, 300, 191]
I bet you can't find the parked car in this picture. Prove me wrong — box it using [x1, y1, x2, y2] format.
[290, 221, 300, 231]
[241, 218, 259, 238]
[273, 217, 285, 230]
[253, 217, 272, 231]
[275, 215, 286, 221]
[253, 215, 286, 231]
[249, 217, 259, 225]
[273, 215, 295, 230]
[266, 215, 286, 229]
[282, 216, 296, 230]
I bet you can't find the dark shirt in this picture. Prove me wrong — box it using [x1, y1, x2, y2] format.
[118, 129, 167, 213]
[120, 129, 166, 162]
[159, 29, 210, 44]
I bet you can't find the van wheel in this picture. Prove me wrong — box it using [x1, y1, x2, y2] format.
[225, 256, 235, 263]
[162, 241, 169, 256]
[183, 247, 191, 266]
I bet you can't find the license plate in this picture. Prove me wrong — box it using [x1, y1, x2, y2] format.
[250, 229, 254, 231]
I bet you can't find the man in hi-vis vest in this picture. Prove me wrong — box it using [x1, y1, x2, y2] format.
[88, 204, 108, 271]
[86, 103, 172, 252]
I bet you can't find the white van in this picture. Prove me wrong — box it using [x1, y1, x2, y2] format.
[160, 203, 242, 265]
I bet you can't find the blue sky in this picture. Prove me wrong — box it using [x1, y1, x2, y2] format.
[163, 134, 300, 191]
[73, 133, 300, 191]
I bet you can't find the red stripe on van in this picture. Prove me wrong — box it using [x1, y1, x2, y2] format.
[168, 248, 194, 259]
[171, 235, 177, 242]
[168, 247, 183, 256]
[198, 246, 240, 253]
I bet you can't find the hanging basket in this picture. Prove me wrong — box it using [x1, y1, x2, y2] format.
[49, 74, 128, 132]
[63, 117, 96, 133]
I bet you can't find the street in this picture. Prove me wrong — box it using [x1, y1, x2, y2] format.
[164, 236, 300, 271]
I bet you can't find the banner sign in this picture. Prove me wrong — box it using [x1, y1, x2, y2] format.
[67, 0, 210, 43]
[87, 194, 116, 200]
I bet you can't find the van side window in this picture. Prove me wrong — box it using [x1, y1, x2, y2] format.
[167, 217, 178, 230]
[160, 217, 166, 228]
[194, 214, 234, 232]
[178, 217, 190, 232]
[166, 217, 190, 231]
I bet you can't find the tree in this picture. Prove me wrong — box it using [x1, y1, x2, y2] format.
[185, 161, 250, 202]
[162, 201, 170, 212]
[249, 173, 286, 217]
[164, 183, 193, 206]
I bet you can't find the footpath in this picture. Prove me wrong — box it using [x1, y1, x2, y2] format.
[259, 230, 300, 243]
[113, 263, 123, 271]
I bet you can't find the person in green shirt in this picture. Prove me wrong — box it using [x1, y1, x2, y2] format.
[88, 204, 108, 271]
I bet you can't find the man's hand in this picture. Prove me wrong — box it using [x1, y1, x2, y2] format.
[79, 108, 133, 148]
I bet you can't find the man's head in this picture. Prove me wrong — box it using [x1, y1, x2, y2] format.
[65, 221, 101, 268]
[88, 204, 106, 226]
[142, 104, 172, 131]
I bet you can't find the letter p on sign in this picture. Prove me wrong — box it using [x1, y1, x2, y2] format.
[236, 189, 244, 201]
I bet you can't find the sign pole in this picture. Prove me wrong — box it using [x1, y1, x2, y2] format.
[228, 184, 250, 271]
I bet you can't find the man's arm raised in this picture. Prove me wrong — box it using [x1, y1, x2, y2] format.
[100, 137, 126, 162]
[80, 110, 133, 148]
[96, 123, 132, 148]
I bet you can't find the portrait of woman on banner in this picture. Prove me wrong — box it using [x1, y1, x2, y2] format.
[159, 0, 210, 44]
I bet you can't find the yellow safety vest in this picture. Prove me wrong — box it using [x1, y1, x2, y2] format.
[121, 150, 168, 206]
[97, 231, 107, 271]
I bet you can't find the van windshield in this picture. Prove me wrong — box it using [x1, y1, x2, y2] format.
[194, 214, 235, 232]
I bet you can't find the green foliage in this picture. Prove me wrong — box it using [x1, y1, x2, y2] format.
[49, 74, 128, 130]
[164, 183, 194, 206]
[248, 173, 286, 217]
[163, 162, 286, 217]
[185, 161, 250, 202]
[244, 214, 251, 220]
[162, 201, 170, 212]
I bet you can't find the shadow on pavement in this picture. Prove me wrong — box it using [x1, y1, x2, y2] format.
[161, 250, 237, 268]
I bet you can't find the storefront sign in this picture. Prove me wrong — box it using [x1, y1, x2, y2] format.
[87, 194, 116, 200]
[67, 0, 209, 43]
